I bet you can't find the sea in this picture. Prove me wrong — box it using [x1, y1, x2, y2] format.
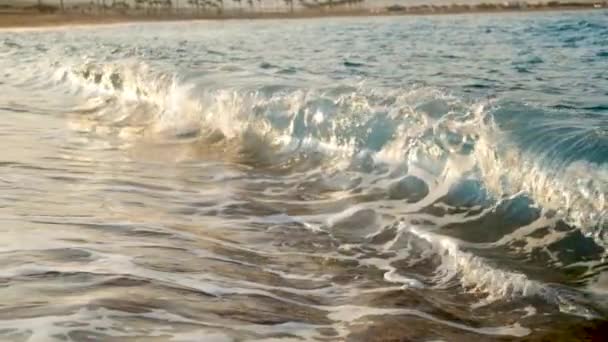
[0, 10, 607, 341]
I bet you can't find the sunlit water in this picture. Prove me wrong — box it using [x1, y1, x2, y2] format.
[1, 11, 607, 341]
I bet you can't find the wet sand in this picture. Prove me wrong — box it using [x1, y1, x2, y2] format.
[346, 318, 608, 341]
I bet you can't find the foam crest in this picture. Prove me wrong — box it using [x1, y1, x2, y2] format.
[405, 225, 545, 303]
[473, 105, 607, 233]
[59, 59, 607, 249]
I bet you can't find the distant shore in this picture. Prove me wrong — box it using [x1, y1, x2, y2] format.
[0, 2, 607, 29]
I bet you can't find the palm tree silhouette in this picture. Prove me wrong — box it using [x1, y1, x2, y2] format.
[284, 0, 293, 12]
[187, 0, 198, 13]
[134, 0, 146, 10]
[207, 0, 222, 14]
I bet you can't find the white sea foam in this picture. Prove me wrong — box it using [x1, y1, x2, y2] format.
[406, 224, 545, 302]
[44, 60, 605, 248]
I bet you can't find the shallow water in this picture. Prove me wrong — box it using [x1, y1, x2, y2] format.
[1, 11, 607, 341]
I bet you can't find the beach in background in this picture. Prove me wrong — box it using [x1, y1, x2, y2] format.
[0, 0, 607, 27]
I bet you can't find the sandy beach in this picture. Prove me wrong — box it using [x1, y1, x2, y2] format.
[1, 2, 606, 28]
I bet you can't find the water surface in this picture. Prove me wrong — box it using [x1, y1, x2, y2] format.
[1, 11, 607, 341]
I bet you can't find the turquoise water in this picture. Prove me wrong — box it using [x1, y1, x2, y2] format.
[0, 10, 607, 341]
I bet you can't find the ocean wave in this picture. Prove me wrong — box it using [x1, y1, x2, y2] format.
[55, 60, 606, 233]
[378, 223, 598, 318]
[45, 59, 608, 310]
[3, 14, 608, 337]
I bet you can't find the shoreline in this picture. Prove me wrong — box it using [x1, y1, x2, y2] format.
[1, 4, 607, 29]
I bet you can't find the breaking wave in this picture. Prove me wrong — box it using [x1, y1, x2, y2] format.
[50, 59, 608, 313]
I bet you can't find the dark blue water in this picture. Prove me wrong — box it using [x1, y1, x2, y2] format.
[0, 10, 607, 341]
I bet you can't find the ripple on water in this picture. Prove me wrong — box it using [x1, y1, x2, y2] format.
[0, 10, 607, 341]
